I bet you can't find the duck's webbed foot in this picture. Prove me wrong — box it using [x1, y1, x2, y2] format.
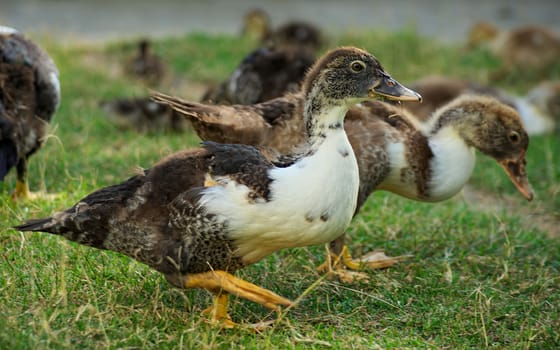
[317, 243, 410, 283]
[185, 270, 294, 328]
[11, 179, 60, 201]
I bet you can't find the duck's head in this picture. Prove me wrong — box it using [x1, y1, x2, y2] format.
[301, 47, 422, 109]
[467, 21, 500, 48]
[241, 8, 271, 41]
[442, 96, 534, 201]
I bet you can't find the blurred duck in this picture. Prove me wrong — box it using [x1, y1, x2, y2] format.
[202, 46, 316, 105]
[124, 38, 166, 87]
[0, 26, 60, 200]
[404, 76, 560, 135]
[99, 97, 186, 133]
[16, 47, 420, 327]
[241, 8, 324, 51]
[467, 21, 560, 74]
[156, 91, 534, 276]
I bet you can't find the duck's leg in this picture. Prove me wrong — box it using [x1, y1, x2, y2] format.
[317, 235, 408, 277]
[202, 292, 236, 328]
[185, 270, 294, 327]
[11, 157, 59, 201]
[11, 158, 31, 200]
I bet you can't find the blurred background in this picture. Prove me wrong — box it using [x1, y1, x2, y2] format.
[2, 0, 559, 43]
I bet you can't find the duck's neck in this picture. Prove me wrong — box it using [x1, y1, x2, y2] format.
[303, 93, 350, 148]
[421, 107, 478, 201]
[227, 95, 360, 264]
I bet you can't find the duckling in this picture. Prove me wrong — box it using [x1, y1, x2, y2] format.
[201, 46, 316, 105]
[124, 38, 166, 87]
[15, 47, 420, 327]
[467, 21, 560, 74]
[0, 26, 60, 200]
[99, 96, 186, 133]
[156, 92, 533, 276]
[241, 8, 324, 51]
[404, 76, 560, 135]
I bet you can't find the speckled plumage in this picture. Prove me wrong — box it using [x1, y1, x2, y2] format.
[402, 76, 560, 136]
[0, 26, 60, 195]
[158, 91, 534, 263]
[16, 48, 419, 318]
[402, 76, 515, 121]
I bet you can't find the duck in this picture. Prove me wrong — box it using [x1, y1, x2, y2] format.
[516, 80, 560, 135]
[15, 47, 421, 327]
[201, 45, 316, 105]
[123, 38, 166, 87]
[0, 26, 60, 200]
[403, 75, 560, 135]
[98, 96, 186, 133]
[467, 21, 560, 75]
[241, 8, 324, 51]
[155, 90, 534, 276]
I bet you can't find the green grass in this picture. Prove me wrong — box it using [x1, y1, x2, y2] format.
[1, 30, 559, 349]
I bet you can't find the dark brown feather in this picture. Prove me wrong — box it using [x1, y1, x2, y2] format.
[0, 28, 59, 184]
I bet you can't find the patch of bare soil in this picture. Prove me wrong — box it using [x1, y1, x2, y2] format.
[461, 185, 560, 239]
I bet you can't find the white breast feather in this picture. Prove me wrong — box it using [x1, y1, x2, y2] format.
[513, 97, 555, 135]
[427, 126, 476, 201]
[200, 128, 359, 264]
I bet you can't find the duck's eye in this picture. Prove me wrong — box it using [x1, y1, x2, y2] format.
[509, 131, 520, 144]
[350, 60, 366, 73]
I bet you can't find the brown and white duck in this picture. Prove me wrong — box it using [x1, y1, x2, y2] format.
[0, 26, 60, 200]
[99, 96, 186, 133]
[123, 38, 166, 87]
[404, 76, 560, 135]
[241, 8, 324, 51]
[15, 47, 420, 327]
[156, 91, 534, 275]
[201, 45, 316, 105]
[467, 21, 560, 74]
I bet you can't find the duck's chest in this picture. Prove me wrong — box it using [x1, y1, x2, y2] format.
[379, 130, 475, 202]
[202, 131, 360, 264]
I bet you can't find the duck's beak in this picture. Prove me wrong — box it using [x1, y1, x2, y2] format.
[369, 70, 422, 102]
[498, 155, 534, 201]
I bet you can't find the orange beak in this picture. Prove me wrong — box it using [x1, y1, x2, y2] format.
[498, 155, 534, 201]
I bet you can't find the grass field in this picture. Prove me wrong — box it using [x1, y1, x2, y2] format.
[1, 30, 559, 349]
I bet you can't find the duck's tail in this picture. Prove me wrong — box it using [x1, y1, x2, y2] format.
[151, 92, 208, 121]
[13, 217, 55, 233]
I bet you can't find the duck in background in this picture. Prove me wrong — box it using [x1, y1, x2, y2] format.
[123, 38, 167, 87]
[0, 26, 60, 200]
[467, 21, 560, 77]
[156, 89, 533, 279]
[202, 46, 316, 105]
[241, 8, 324, 51]
[403, 76, 560, 135]
[98, 97, 186, 133]
[16, 47, 420, 327]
